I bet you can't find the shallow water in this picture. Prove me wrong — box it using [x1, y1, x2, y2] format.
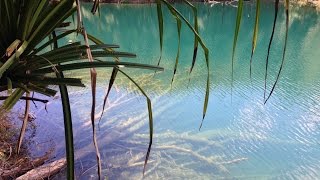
[22, 2, 320, 179]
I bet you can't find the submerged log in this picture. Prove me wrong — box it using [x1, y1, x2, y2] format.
[16, 158, 66, 180]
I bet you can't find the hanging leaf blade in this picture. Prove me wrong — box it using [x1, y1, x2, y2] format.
[117, 69, 153, 176]
[231, 0, 244, 96]
[249, 0, 260, 81]
[264, 0, 280, 101]
[265, 0, 289, 104]
[156, 0, 164, 66]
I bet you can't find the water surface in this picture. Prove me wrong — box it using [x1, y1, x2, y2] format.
[22, 2, 320, 179]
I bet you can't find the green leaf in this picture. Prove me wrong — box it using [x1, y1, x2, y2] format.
[27, 83, 57, 97]
[33, 61, 164, 74]
[170, 11, 181, 85]
[56, 70, 75, 179]
[12, 82, 31, 93]
[161, 0, 210, 125]
[231, 0, 243, 94]
[91, 51, 136, 58]
[264, 0, 279, 101]
[2, 88, 25, 110]
[87, 33, 120, 62]
[26, 1, 76, 54]
[183, 0, 199, 75]
[25, 54, 82, 71]
[90, 44, 120, 50]
[199, 74, 210, 130]
[24, 49, 135, 71]
[0, 41, 28, 79]
[16, 76, 85, 87]
[156, 0, 164, 66]
[250, 0, 260, 81]
[7, 77, 12, 95]
[99, 68, 118, 121]
[18, 0, 39, 40]
[31, 29, 77, 55]
[27, 0, 48, 37]
[117, 69, 153, 176]
[87, 33, 104, 45]
[28, 0, 74, 42]
[91, 0, 100, 14]
[4, 0, 12, 30]
[37, 40, 86, 57]
[53, 30, 75, 179]
[265, 0, 289, 104]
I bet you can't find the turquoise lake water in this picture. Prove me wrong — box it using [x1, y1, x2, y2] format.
[18, 2, 320, 179]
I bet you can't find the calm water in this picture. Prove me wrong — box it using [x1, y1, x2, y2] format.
[18, 2, 320, 179]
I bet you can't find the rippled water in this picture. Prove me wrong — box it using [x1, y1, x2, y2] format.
[20, 2, 320, 179]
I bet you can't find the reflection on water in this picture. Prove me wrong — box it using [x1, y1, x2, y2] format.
[29, 2, 320, 179]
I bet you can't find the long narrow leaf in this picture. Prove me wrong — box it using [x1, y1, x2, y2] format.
[265, 0, 289, 104]
[16, 76, 85, 87]
[7, 77, 12, 95]
[183, 0, 199, 75]
[53, 28, 75, 179]
[91, 0, 100, 14]
[91, 51, 136, 58]
[31, 29, 77, 55]
[100, 68, 118, 121]
[18, 0, 38, 40]
[28, 0, 74, 42]
[4, 1, 12, 31]
[170, 11, 181, 85]
[156, 0, 164, 66]
[156, 1, 207, 53]
[24, 50, 136, 71]
[27, 0, 47, 36]
[199, 74, 210, 130]
[27, 83, 57, 97]
[90, 44, 120, 50]
[2, 88, 25, 110]
[0, 41, 28, 78]
[26, 2, 76, 54]
[264, 0, 279, 101]
[86, 33, 120, 62]
[117, 69, 153, 176]
[86, 34, 122, 127]
[161, 0, 210, 123]
[56, 70, 75, 179]
[231, 0, 243, 97]
[33, 61, 164, 74]
[249, 0, 260, 81]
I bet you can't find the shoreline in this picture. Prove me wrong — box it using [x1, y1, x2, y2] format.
[81, 0, 320, 10]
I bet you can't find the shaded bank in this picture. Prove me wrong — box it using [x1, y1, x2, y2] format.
[0, 113, 55, 179]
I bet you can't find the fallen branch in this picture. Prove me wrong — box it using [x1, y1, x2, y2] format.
[16, 158, 66, 180]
